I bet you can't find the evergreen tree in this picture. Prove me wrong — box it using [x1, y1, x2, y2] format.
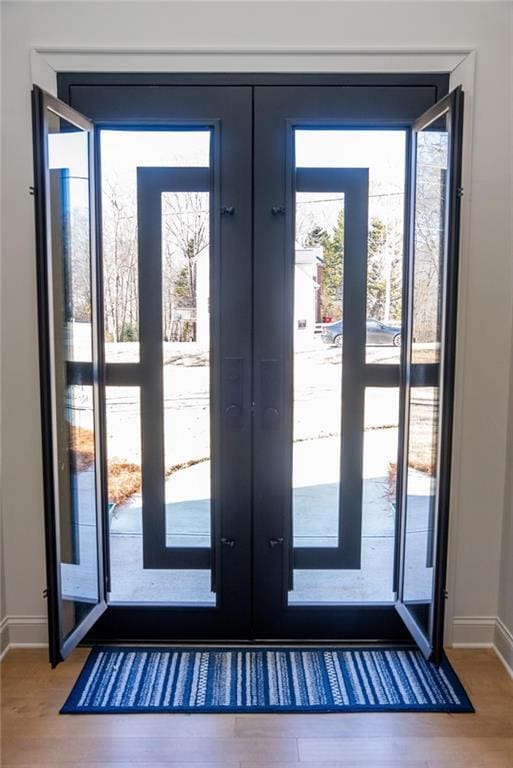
[306, 210, 344, 320]
[307, 212, 402, 324]
[367, 217, 387, 320]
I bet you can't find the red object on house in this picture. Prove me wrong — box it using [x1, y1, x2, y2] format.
[322, 315, 332, 324]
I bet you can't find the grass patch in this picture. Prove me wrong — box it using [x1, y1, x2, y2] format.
[69, 423, 209, 507]
[107, 462, 142, 506]
[70, 425, 96, 472]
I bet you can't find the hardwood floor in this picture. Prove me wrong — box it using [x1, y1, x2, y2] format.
[1, 648, 512, 767]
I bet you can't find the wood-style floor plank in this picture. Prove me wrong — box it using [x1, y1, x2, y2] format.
[297, 737, 513, 765]
[1, 736, 299, 764]
[1, 648, 512, 767]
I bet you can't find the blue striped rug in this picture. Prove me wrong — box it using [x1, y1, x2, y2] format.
[61, 646, 473, 714]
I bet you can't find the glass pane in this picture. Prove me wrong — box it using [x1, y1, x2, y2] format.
[162, 192, 211, 550]
[411, 122, 449, 365]
[47, 109, 99, 638]
[60, 385, 98, 635]
[295, 130, 406, 363]
[402, 387, 439, 630]
[48, 115, 92, 363]
[289, 387, 399, 604]
[107, 386, 142, 602]
[402, 113, 449, 634]
[293, 192, 344, 548]
[106, 387, 214, 604]
[100, 130, 211, 363]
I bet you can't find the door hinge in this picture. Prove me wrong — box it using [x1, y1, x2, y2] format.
[29, 186, 36, 197]
[456, 187, 464, 198]
[43, 588, 48, 599]
[443, 588, 449, 599]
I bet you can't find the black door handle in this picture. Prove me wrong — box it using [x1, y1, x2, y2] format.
[223, 358, 244, 428]
[224, 404, 242, 427]
[263, 407, 280, 428]
[260, 359, 281, 430]
[221, 537, 236, 548]
[269, 537, 284, 548]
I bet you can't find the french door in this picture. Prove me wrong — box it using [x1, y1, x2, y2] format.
[32, 77, 462, 666]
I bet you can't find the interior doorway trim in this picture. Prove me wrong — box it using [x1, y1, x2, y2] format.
[31, 45, 471, 81]
[29, 45, 476, 650]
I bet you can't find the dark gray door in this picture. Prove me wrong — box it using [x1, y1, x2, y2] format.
[251, 85, 439, 641]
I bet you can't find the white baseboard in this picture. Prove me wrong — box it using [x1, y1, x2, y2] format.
[450, 615, 513, 679]
[0, 616, 10, 660]
[494, 617, 513, 679]
[0, 614, 48, 660]
[451, 615, 497, 646]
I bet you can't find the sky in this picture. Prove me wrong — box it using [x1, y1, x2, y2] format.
[49, 126, 406, 230]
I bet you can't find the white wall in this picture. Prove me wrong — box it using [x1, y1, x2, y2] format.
[1, 0, 512, 651]
[496, 5, 513, 672]
[497, 365, 513, 669]
[0, 0, 9, 658]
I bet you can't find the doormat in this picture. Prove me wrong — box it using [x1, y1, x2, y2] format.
[61, 646, 473, 714]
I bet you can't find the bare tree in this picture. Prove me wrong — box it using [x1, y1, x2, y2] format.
[412, 132, 448, 342]
[162, 192, 209, 341]
[102, 181, 138, 342]
[69, 207, 92, 322]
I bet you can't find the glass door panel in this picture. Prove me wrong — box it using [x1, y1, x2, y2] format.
[396, 88, 463, 662]
[32, 87, 106, 665]
[99, 130, 211, 363]
[295, 129, 406, 365]
[161, 190, 211, 553]
[100, 131, 216, 604]
[293, 191, 345, 551]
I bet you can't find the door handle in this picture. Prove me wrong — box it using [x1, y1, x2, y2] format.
[263, 407, 280, 428]
[260, 359, 281, 430]
[223, 357, 244, 428]
[221, 537, 236, 548]
[224, 404, 242, 426]
[269, 537, 284, 548]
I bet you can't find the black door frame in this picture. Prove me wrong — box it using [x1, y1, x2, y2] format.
[395, 88, 464, 663]
[32, 88, 108, 665]
[49, 72, 452, 647]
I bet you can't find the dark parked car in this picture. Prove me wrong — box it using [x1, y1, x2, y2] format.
[321, 318, 401, 347]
